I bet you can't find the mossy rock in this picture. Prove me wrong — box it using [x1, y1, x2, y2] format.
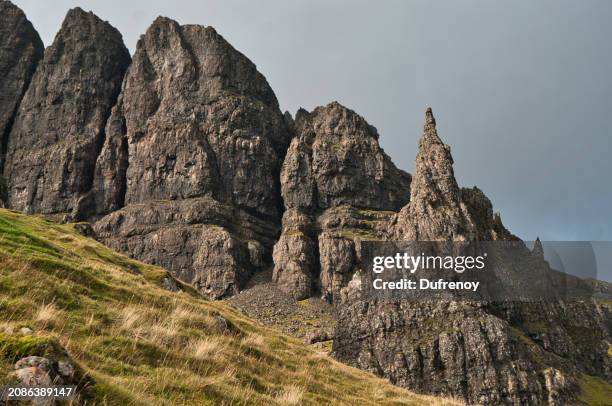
[0, 333, 65, 363]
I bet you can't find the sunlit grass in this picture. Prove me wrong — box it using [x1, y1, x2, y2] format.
[0, 208, 462, 405]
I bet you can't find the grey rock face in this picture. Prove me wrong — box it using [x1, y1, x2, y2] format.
[92, 17, 290, 218]
[273, 206, 399, 301]
[330, 109, 611, 405]
[3, 7, 130, 214]
[334, 299, 611, 405]
[281, 102, 410, 213]
[335, 302, 568, 405]
[0, 1, 43, 207]
[90, 17, 290, 297]
[94, 197, 276, 299]
[461, 186, 516, 241]
[273, 102, 410, 299]
[272, 209, 318, 299]
[89, 101, 128, 216]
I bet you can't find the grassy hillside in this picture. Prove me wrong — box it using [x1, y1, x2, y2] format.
[0, 208, 461, 405]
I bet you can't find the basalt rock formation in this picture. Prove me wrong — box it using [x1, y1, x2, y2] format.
[393, 107, 514, 242]
[90, 17, 291, 298]
[3, 7, 130, 214]
[273, 102, 410, 300]
[0, 3, 610, 404]
[334, 299, 611, 405]
[0, 0, 43, 205]
[94, 197, 273, 298]
[281, 102, 410, 213]
[332, 110, 611, 405]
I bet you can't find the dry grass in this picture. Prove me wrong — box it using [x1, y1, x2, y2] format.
[190, 336, 222, 359]
[118, 306, 144, 331]
[35, 302, 60, 328]
[275, 384, 304, 405]
[241, 333, 265, 348]
[0, 208, 464, 405]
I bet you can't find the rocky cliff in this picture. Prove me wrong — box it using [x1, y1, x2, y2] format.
[3, 7, 130, 214]
[0, 0, 43, 205]
[273, 102, 410, 300]
[0, 3, 609, 404]
[334, 299, 611, 405]
[90, 17, 291, 298]
[332, 110, 611, 405]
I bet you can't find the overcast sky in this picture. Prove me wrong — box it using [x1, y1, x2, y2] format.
[13, 0, 612, 242]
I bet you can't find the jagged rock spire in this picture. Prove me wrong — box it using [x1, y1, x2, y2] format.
[3, 7, 130, 214]
[395, 108, 475, 241]
[532, 237, 544, 257]
[424, 106, 436, 131]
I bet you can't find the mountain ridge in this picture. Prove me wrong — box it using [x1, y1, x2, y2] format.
[0, 2, 610, 404]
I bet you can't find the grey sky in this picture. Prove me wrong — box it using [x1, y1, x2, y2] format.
[12, 0, 612, 241]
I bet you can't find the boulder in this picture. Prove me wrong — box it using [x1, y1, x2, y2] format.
[14, 355, 76, 385]
[304, 328, 333, 344]
[14, 366, 51, 386]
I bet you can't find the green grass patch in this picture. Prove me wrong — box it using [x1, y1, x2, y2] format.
[579, 374, 612, 406]
[0, 208, 457, 405]
[0, 333, 64, 362]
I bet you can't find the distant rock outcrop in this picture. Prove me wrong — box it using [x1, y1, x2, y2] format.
[91, 17, 291, 298]
[0, 0, 43, 204]
[3, 7, 130, 214]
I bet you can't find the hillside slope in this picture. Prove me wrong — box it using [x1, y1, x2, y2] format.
[0, 208, 459, 405]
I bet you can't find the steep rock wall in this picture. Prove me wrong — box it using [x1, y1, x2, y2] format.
[3, 7, 130, 214]
[0, 0, 44, 205]
[91, 17, 291, 298]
